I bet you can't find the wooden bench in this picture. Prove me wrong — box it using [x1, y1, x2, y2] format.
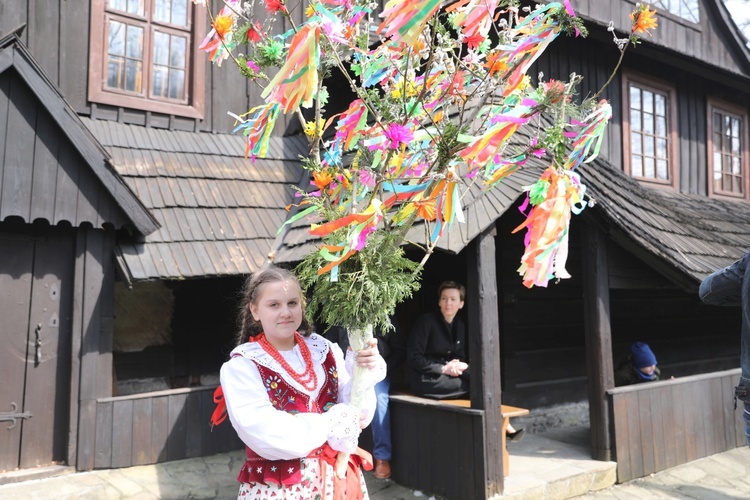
[437, 397, 530, 476]
[388, 390, 529, 499]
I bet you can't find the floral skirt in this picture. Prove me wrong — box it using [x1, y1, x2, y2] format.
[237, 457, 368, 499]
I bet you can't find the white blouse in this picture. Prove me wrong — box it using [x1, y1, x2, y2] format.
[220, 333, 386, 461]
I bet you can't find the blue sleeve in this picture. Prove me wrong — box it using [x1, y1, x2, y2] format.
[699, 252, 750, 307]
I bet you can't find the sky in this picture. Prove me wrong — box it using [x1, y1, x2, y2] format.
[723, 0, 750, 43]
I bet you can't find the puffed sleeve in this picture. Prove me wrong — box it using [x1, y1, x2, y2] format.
[220, 357, 332, 460]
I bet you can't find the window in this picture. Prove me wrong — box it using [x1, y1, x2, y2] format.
[622, 71, 678, 188]
[89, 0, 206, 118]
[707, 98, 749, 199]
[650, 0, 700, 23]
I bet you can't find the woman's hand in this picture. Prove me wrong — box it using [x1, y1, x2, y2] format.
[355, 338, 381, 369]
[442, 359, 468, 377]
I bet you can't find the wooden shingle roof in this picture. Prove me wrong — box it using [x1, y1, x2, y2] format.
[85, 117, 750, 287]
[83, 117, 308, 281]
[579, 160, 750, 286]
[274, 154, 750, 289]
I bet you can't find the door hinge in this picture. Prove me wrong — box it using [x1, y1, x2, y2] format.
[0, 402, 33, 430]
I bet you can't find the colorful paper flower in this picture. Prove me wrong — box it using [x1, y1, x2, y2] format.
[247, 21, 264, 43]
[630, 5, 658, 36]
[265, 0, 286, 13]
[303, 118, 326, 140]
[383, 123, 413, 150]
[313, 170, 334, 190]
[413, 198, 437, 220]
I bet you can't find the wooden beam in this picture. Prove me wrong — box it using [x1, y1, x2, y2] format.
[582, 221, 614, 461]
[467, 224, 503, 496]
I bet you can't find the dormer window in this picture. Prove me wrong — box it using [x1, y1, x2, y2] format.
[89, 0, 206, 118]
[650, 0, 700, 23]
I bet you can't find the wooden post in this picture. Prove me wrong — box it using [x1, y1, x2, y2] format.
[582, 221, 614, 461]
[467, 225, 503, 497]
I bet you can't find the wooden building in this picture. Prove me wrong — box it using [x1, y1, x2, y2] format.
[1, 0, 750, 498]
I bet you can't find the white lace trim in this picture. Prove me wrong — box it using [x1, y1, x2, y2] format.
[230, 333, 332, 395]
[325, 403, 360, 453]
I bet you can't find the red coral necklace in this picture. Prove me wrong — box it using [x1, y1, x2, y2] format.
[258, 332, 318, 392]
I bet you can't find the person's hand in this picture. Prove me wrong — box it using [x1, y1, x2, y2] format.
[355, 338, 381, 369]
[442, 359, 467, 377]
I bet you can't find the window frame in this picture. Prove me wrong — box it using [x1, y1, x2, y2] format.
[706, 97, 750, 201]
[621, 69, 679, 190]
[89, 0, 206, 119]
[649, 0, 700, 25]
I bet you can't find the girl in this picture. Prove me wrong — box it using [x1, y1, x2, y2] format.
[219, 266, 386, 499]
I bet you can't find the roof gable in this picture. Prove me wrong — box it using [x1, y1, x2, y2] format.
[0, 33, 158, 234]
[574, 0, 750, 79]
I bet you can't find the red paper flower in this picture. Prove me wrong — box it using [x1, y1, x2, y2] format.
[247, 21, 263, 43]
[265, 0, 286, 13]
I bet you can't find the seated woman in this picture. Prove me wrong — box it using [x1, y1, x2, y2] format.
[407, 281, 524, 441]
[407, 281, 470, 399]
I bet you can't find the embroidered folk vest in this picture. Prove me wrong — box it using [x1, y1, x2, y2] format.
[236, 348, 339, 485]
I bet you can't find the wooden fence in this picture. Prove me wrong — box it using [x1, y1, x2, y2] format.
[607, 368, 745, 482]
[93, 386, 242, 469]
[390, 394, 487, 499]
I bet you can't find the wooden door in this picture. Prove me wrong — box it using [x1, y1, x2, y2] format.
[0, 228, 73, 471]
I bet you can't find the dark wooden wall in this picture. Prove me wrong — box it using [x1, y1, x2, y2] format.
[608, 369, 745, 482]
[0, 0, 355, 135]
[73, 227, 118, 470]
[494, 204, 741, 410]
[496, 204, 588, 408]
[534, 22, 750, 198]
[94, 386, 242, 469]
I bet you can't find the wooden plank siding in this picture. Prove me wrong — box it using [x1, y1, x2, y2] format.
[574, 0, 749, 78]
[390, 395, 486, 499]
[496, 204, 742, 410]
[608, 369, 745, 483]
[93, 387, 242, 469]
[0, 63, 134, 230]
[534, 29, 749, 201]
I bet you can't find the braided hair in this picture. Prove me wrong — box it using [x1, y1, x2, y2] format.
[236, 266, 310, 346]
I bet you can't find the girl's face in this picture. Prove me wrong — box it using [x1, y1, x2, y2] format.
[439, 288, 464, 323]
[250, 279, 303, 350]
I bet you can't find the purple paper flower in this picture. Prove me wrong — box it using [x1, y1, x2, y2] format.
[383, 123, 413, 150]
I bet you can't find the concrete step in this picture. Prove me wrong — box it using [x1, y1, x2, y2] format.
[499, 430, 617, 499]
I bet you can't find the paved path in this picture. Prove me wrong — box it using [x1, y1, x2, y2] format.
[1, 434, 748, 499]
[573, 446, 750, 499]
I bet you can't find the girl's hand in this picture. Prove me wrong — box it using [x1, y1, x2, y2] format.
[355, 339, 381, 369]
